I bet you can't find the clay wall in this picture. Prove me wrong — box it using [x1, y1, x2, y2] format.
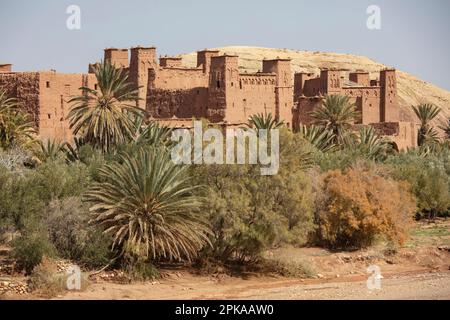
[293, 97, 322, 130]
[159, 57, 183, 68]
[129, 47, 157, 108]
[225, 73, 277, 123]
[104, 49, 129, 68]
[294, 72, 315, 98]
[349, 72, 370, 87]
[0, 72, 40, 127]
[370, 122, 419, 150]
[38, 72, 97, 142]
[147, 67, 209, 118]
[341, 87, 381, 124]
[380, 69, 399, 122]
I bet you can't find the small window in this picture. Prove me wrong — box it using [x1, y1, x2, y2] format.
[197, 90, 200, 95]
[47, 114, 51, 119]
[239, 80, 243, 89]
[94, 84, 98, 90]
[217, 80, 220, 88]
[231, 82, 234, 87]
[46, 81, 50, 88]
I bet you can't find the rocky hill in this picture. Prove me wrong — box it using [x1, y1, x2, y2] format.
[182, 46, 450, 129]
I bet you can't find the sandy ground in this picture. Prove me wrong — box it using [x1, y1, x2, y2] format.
[1, 220, 449, 300]
[60, 270, 450, 300]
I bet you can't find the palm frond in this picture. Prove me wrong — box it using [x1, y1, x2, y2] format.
[67, 62, 145, 153]
[84, 147, 211, 262]
[298, 124, 336, 153]
[310, 95, 359, 146]
[247, 113, 284, 131]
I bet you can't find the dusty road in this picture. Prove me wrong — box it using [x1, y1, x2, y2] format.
[61, 270, 450, 300]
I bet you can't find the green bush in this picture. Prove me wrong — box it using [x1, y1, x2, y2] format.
[44, 197, 113, 269]
[123, 260, 160, 281]
[12, 231, 56, 274]
[192, 129, 315, 263]
[386, 152, 450, 219]
[27, 159, 91, 202]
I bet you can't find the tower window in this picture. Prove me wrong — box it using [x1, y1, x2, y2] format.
[46, 81, 50, 88]
[217, 80, 220, 88]
[47, 114, 51, 119]
[95, 84, 98, 90]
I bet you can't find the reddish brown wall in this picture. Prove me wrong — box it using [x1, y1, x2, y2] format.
[38, 72, 97, 141]
[104, 49, 129, 68]
[0, 72, 40, 127]
[380, 69, 399, 122]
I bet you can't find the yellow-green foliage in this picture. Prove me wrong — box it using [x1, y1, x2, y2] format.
[315, 166, 416, 249]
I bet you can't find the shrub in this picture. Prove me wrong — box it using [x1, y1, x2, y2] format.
[315, 166, 416, 249]
[193, 129, 315, 262]
[29, 256, 66, 297]
[12, 231, 56, 274]
[259, 259, 315, 278]
[386, 152, 450, 219]
[44, 197, 113, 269]
[29, 256, 89, 297]
[27, 159, 91, 203]
[0, 166, 44, 232]
[122, 260, 160, 281]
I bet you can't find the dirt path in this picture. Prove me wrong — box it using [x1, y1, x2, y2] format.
[61, 270, 450, 300]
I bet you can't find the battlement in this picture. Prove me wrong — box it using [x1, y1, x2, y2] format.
[160, 56, 183, 68]
[104, 48, 129, 68]
[0, 45, 410, 148]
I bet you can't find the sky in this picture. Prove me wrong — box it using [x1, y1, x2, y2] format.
[0, 0, 449, 90]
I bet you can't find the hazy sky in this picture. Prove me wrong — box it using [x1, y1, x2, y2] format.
[0, 0, 449, 90]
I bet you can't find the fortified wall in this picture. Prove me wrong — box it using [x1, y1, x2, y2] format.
[102, 47, 293, 127]
[0, 46, 418, 150]
[0, 69, 97, 141]
[293, 68, 416, 150]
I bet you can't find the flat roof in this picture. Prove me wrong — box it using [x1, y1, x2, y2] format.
[160, 56, 182, 60]
[104, 48, 128, 51]
[263, 58, 291, 61]
[130, 46, 156, 50]
[197, 49, 220, 53]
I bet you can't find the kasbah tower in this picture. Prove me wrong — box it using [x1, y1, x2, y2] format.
[0, 45, 418, 150]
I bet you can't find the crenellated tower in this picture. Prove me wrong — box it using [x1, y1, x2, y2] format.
[380, 68, 399, 122]
[129, 46, 157, 108]
[263, 58, 293, 126]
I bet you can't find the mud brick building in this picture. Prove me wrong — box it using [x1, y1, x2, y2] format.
[293, 68, 418, 150]
[0, 46, 418, 150]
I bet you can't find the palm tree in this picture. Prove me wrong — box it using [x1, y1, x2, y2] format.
[0, 88, 17, 127]
[412, 104, 441, 146]
[439, 118, 450, 140]
[0, 89, 36, 150]
[299, 125, 336, 153]
[36, 139, 65, 162]
[311, 95, 360, 146]
[357, 126, 393, 160]
[85, 147, 211, 262]
[247, 113, 284, 131]
[130, 115, 173, 147]
[67, 62, 145, 153]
